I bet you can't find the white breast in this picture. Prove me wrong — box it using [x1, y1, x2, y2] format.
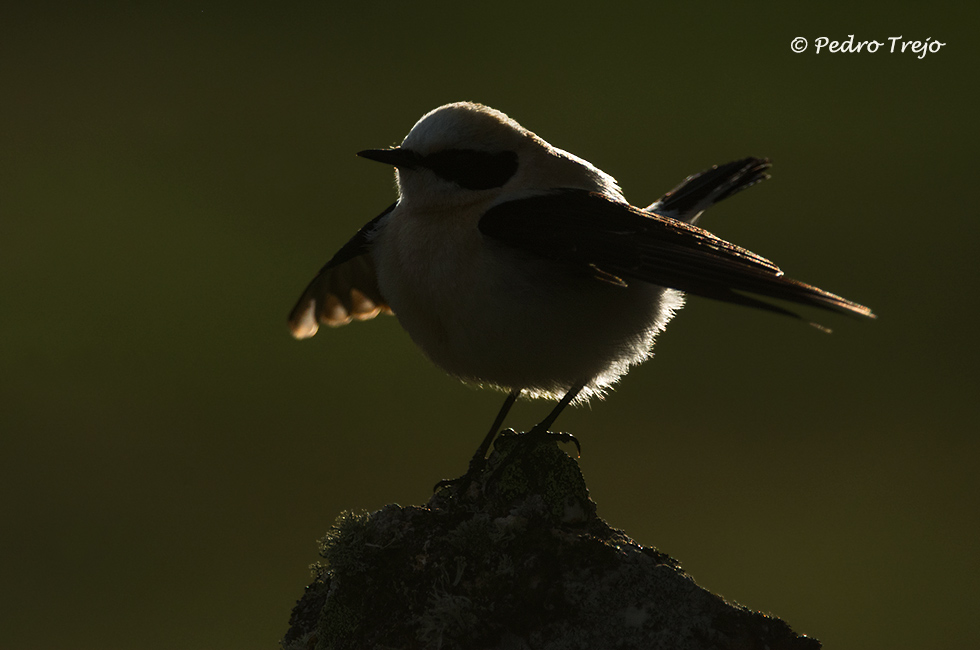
[370, 203, 684, 402]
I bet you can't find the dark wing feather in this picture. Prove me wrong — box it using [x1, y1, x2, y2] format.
[647, 157, 772, 223]
[479, 190, 875, 322]
[288, 203, 396, 338]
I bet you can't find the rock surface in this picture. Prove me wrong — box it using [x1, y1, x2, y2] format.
[282, 433, 820, 650]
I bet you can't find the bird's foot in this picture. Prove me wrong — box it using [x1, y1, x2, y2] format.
[433, 427, 581, 496]
[433, 464, 483, 494]
[433, 429, 501, 494]
[504, 426, 581, 457]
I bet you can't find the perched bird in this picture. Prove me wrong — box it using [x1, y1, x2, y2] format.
[289, 101, 874, 457]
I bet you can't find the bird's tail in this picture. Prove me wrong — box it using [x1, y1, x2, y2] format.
[645, 157, 771, 224]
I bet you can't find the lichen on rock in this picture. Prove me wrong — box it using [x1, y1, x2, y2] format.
[282, 434, 820, 650]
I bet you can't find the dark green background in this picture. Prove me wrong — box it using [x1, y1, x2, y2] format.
[3, 3, 976, 649]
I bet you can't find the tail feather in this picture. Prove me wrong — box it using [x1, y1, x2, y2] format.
[646, 157, 771, 224]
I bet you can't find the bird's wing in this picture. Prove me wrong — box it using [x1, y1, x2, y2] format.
[288, 203, 396, 339]
[646, 157, 771, 224]
[479, 189, 875, 322]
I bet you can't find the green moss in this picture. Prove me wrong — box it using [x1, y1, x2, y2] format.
[488, 436, 591, 520]
[284, 433, 816, 650]
[416, 590, 479, 647]
[317, 510, 372, 575]
[316, 597, 364, 650]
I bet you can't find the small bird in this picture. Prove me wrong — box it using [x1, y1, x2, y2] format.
[289, 102, 874, 458]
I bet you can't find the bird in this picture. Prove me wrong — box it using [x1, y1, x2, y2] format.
[288, 101, 874, 468]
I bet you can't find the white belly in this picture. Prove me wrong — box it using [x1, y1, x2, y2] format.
[371, 206, 684, 401]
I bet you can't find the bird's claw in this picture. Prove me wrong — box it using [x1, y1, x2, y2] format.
[508, 426, 582, 457]
[433, 427, 582, 495]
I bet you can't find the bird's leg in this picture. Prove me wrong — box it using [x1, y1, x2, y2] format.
[522, 383, 584, 455]
[433, 389, 520, 492]
[483, 383, 586, 486]
[434, 384, 586, 494]
[471, 389, 521, 465]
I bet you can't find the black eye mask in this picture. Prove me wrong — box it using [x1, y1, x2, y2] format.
[421, 148, 519, 190]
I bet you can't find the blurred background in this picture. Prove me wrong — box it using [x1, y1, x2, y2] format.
[2, 3, 976, 649]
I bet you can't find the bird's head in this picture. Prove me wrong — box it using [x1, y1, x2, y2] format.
[357, 102, 621, 211]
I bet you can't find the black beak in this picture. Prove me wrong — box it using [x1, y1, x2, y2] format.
[357, 147, 422, 169]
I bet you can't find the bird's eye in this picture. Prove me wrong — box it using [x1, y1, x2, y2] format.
[421, 148, 518, 190]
